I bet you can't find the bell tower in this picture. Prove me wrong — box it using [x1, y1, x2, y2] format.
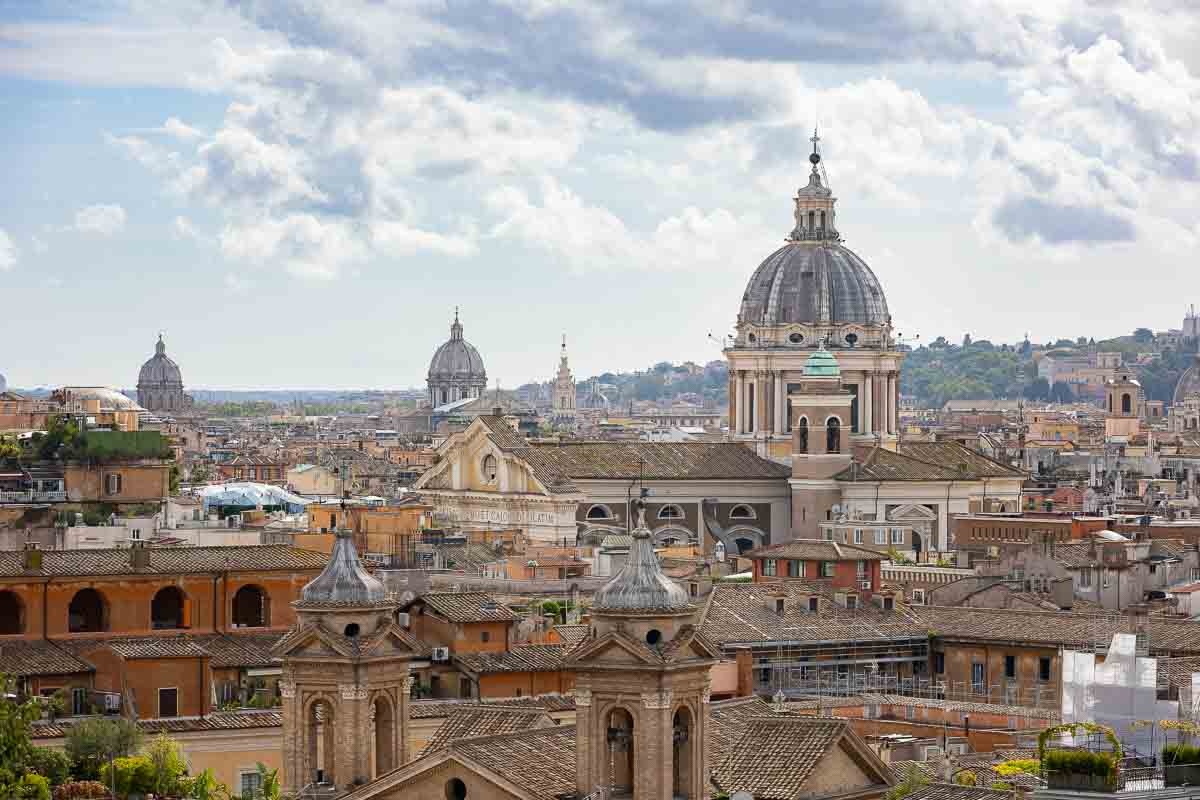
[789, 344, 854, 539]
[1105, 372, 1142, 439]
[277, 529, 416, 797]
[567, 501, 719, 800]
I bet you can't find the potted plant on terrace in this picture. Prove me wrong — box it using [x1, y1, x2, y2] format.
[1163, 744, 1200, 786]
[1038, 722, 1121, 792]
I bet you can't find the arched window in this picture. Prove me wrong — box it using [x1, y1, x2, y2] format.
[797, 417, 809, 454]
[1122, 393, 1132, 414]
[730, 504, 756, 520]
[445, 779, 467, 800]
[586, 504, 613, 520]
[606, 708, 635, 795]
[232, 585, 270, 628]
[481, 454, 498, 483]
[309, 699, 336, 786]
[819, 210, 826, 230]
[440, 389, 448, 405]
[68, 588, 108, 633]
[0, 591, 24, 635]
[374, 696, 396, 777]
[673, 706, 694, 798]
[658, 504, 685, 520]
[808, 210, 815, 230]
[827, 417, 841, 454]
[151, 586, 187, 630]
[734, 537, 756, 554]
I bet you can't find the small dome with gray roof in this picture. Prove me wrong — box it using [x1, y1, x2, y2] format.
[299, 529, 390, 607]
[428, 309, 488, 407]
[593, 501, 691, 612]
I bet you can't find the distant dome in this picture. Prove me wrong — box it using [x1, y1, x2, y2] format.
[1175, 354, 1200, 404]
[428, 312, 486, 381]
[300, 531, 390, 606]
[593, 503, 691, 612]
[0, 373, 6, 393]
[739, 243, 889, 327]
[138, 335, 183, 386]
[54, 386, 146, 412]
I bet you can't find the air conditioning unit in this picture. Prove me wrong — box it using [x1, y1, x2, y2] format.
[431, 647, 450, 662]
[947, 743, 969, 755]
[924, 745, 944, 761]
[859, 580, 872, 590]
[397, 612, 410, 628]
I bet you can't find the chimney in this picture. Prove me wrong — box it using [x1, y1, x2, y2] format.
[130, 540, 150, 571]
[22, 540, 43, 573]
[734, 647, 754, 697]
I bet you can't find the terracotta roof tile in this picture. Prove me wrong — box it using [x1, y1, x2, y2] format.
[453, 644, 568, 675]
[408, 694, 576, 720]
[0, 640, 93, 677]
[419, 705, 554, 757]
[527, 441, 790, 481]
[447, 724, 577, 800]
[746, 540, 886, 561]
[700, 583, 928, 646]
[32, 710, 281, 739]
[711, 716, 848, 799]
[552, 624, 589, 646]
[0, 545, 327, 577]
[406, 592, 517, 623]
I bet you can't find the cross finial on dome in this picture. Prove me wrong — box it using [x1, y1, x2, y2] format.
[450, 308, 464, 341]
[155, 332, 166, 356]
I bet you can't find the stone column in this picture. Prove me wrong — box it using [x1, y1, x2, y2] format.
[862, 371, 873, 434]
[774, 372, 785, 434]
[737, 372, 747, 434]
[756, 372, 768, 434]
[889, 372, 898, 434]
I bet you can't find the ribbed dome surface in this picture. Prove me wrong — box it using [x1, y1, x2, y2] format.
[593, 510, 690, 611]
[1175, 355, 1200, 403]
[300, 530, 390, 606]
[739, 242, 889, 327]
[138, 336, 183, 386]
[428, 313, 487, 380]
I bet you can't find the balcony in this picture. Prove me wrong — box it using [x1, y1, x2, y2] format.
[0, 490, 67, 504]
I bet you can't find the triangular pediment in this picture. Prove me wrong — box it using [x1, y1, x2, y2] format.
[276, 625, 354, 658]
[566, 630, 660, 667]
[887, 503, 938, 521]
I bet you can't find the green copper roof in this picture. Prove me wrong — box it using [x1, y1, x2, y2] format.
[803, 347, 841, 377]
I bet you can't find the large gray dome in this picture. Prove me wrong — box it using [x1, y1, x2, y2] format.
[1175, 354, 1200, 403]
[428, 312, 486, 381]
[138, 335, 183, 386]
[739, 242, 889, 327]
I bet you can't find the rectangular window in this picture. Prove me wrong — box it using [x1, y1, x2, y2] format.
[240, 771, 263, 799]
[892, 528, 905, 544]
[159, 688, 178, 718]
[1039, 657, 1052, 682]
[911, 589, 926, 605]
[883, 596, 894, 610]
[934, 652, 945, 674]
[853, 528, 864, 544]
[824, 528, 834, 541]
[481, 631, 490, 643]
[820, 561, 836, 578]
[1102, 569, 1111, 588]
[856, 560, 868, 577]
[808, 597, 819, 612]
[1005, 655, 1016, 679]
[875, 529, 887, 545]
[846, 595, 858, 609]
[972, 663, 985, 692]
[787, 560, 803, 578]
[762, 558, 777, 577]
[72, 687, 88, 716]
[1080, 568, 1091, 588]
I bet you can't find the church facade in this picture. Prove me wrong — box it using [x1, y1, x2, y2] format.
[726, 134, 903, 460]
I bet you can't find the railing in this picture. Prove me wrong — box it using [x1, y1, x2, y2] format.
[0, 490, 66, 503]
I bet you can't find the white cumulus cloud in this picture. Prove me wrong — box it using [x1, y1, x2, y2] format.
[0, 229, 17, 270]
[72, 204, 127, 236]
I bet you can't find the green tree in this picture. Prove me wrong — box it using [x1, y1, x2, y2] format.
[251, 762, 280, 800]
[0, 435, 22, 459]
[885, 765, 929, 800]
[33, 416, 81, 461]
[190, 463, 212, 483]
[144, 734, 189, 796]
[0, 674, 42, 772]
[100, 756, 154, 799]
[186, 769, 232, 800]
[24, 748, 71, 786]
[65, 718, 143, 782]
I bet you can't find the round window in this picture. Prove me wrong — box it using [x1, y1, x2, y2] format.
[646, 629, 662, 646]
[344, 623, 360, 638]
[789, 332, 804, 344]
[748, 333, 756, 343]
[845, 332, 859, 347]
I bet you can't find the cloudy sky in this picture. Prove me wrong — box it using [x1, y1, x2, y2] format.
[2, 1, 1199, 389]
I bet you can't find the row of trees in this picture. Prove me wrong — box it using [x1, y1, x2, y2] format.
[0, 675, 277, 799]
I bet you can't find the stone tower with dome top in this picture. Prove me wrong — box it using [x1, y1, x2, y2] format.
[726, 130, 904, 459]
[427, 309, 487, 407]
[137, 334, 192, 414]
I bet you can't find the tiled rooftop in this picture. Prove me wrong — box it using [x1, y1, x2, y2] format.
[453, 644, 568, 675]
[0, 545, 328, 577]
[408, 592, 518, 623]
[746, 540, 886, 561]
[419, 705, 553, 757]
[0, 639, 93, 677]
